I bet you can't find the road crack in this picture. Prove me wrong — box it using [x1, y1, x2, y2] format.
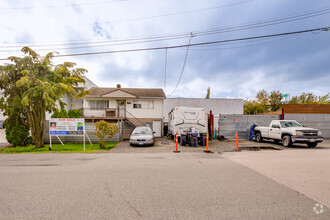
[123, 198, 143, 217]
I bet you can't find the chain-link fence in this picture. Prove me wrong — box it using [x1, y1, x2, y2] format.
[218, 114, 281, 139]
[44, 121, 120, 144]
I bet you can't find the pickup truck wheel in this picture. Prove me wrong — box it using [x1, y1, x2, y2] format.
[307, 142, 317, 148]
[255, 132, 263, 142]
[282, 135, 292, 147]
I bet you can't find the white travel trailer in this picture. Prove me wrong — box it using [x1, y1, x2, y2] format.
[168, 107, 208, 137]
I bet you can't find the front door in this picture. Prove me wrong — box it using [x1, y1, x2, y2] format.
[117, 100, 126, 118]
[153, 120, 162, 137]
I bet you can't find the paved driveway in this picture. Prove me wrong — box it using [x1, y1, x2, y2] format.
[110, 138, 330, 153]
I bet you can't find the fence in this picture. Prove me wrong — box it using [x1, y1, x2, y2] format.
[284, 114, 330, 138]
[218, 114, 330, 139]
[218, 114, 281, 139]
[44, 122, 120, 144]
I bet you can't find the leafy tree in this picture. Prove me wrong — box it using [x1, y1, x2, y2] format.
[319, 93, 330, 104]
[94, 120, 118, 148]
[269, 90, 283, 111]
[256, 89, 269, 106]
[243, 99, 267, 114]
[0, 47, 89, 148]
[289, 93, 318, 104]
[289, 92, 330, 104]
[206, 87, 210, 99]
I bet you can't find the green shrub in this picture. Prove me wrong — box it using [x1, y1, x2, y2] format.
[94, 120, 118, 148]
[51, 109, 59, 118]
[68, 109, 80, 118]
[52, 108, 80, 118]
[4, 116, 31, 147]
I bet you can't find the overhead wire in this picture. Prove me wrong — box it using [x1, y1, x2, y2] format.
[0, 5, 329, 52]
[0, 0, 127, 10]
[1, 0, 254, 30]
[168, 34, 194, 97]
[0, 26, 328, 61]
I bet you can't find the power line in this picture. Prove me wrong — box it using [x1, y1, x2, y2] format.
[188, 35, 296, 50]
[1, 0, 254, 30]
[0, 27, 328, 61]
[168, 34, 193, 97]
[1, 5, 330, 51]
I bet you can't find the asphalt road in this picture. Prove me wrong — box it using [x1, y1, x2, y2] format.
[0, 152, 329, 219]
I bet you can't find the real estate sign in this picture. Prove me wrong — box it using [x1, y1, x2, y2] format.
[49, 118, 85, 136]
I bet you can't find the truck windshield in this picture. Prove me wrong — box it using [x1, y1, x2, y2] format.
[280, 121, 303, 128]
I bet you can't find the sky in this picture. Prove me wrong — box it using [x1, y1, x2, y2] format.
[0, 0, 329, 99]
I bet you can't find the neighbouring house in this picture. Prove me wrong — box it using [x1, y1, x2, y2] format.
[81, 84, 166, 137]
[60, 76, 98, 112]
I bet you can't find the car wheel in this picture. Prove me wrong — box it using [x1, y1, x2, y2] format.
[307, 142, 317, 148]
[282, 135, 292, 147]
[255, 132, 263, 142]
[130, 143, 134, 147]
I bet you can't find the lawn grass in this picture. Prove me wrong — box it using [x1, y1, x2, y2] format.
[0, 142, 118, 154]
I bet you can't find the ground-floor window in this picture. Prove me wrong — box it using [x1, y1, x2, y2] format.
[86, 100, 109, 109]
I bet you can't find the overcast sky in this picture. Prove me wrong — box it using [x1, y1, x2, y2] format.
[0, 0, 329, 99]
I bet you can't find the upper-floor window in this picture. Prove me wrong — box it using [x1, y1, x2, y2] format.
[133, 101, 154, 109]
[86, 100, 109, 109]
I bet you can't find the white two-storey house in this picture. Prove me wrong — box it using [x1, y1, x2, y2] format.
[81, 84, 165, 137]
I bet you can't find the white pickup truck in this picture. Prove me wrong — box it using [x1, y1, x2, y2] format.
[254, 120, 323, 147]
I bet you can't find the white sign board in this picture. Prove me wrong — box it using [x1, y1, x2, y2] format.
[49, 118, 85, 136]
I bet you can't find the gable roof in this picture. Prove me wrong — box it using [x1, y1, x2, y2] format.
[88, 87, 166, 98]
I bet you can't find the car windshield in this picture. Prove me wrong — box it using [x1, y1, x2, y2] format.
[280, 121, 303, 128]
[133, 127, 152, 134]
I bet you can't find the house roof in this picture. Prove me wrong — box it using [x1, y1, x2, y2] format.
[87, 87, 166, 98]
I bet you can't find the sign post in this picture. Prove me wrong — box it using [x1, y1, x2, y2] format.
[49, 118, 85, 151]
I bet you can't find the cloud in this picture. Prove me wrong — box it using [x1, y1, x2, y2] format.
[0, 0, 329, 99]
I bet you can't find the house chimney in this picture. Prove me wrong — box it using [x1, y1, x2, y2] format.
[117, 84, 121, 88]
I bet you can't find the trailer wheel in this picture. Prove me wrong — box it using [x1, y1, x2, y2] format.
[282, 135, 292, 147]
[255, 132, 263, 142]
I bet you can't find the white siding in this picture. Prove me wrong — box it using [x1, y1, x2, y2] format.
[125, 99, 163, 119]
[83, 109, 106, 117]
